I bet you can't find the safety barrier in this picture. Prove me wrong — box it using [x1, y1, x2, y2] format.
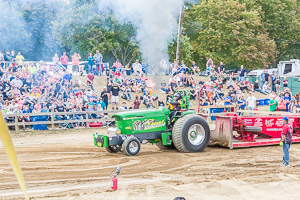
[3, 110, 121, 131]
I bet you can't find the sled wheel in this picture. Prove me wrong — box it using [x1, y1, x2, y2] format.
[123, 137, 141, 156]
[172, 114, 210, 153]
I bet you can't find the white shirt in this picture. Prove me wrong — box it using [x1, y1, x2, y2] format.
[133, 63, 142, 70]
[262, 84, 269, 92]
[247, 96, 256, 108]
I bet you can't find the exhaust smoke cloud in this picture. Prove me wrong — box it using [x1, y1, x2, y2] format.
[99, 0, 184, 73]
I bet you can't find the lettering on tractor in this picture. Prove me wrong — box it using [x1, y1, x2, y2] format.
[133, 119, 165, 131]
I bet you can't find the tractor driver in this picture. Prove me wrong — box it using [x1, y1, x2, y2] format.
[168, 93, 183, 111]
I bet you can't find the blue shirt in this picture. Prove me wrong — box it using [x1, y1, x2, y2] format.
[88, 56, 95, 65]
[240, 69, 245, 77]
[97, 101, 106, 110]
[224, 96, 231, 105]
[63, 74, 72, 82]
[284, 97, 291, 104]
[238, 99, 246, 109]
[178, 67, 185, 73]
[261, 73, 265, 82]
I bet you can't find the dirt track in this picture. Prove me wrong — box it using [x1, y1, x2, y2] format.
[1, 129, 300, 200]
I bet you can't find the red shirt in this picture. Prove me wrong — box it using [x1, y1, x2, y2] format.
[282, 123, 293, 135]
[60, 55, 69, 65]
[87, 74, 94, 84]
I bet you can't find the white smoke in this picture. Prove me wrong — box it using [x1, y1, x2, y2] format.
[99, 0, 184, 72]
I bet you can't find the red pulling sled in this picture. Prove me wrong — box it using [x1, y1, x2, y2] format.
[205, 114, 300, 149]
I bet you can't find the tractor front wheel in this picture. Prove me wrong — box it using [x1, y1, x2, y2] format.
[123, 137, 141, 156]
[172, 114, 210, 153]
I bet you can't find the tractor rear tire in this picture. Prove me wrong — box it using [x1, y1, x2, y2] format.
[123, 137, 141, 156]
[245, 126, 262, 133]
[172, 114, 210, 153]
[156, 141, 176, 150]
[106, 146, 120, 153]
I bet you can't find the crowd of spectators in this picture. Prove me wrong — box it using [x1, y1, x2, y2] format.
[1, 49, 299, 130]
[0, 50, 109, 130]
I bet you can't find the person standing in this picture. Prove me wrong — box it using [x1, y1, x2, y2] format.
[87, 53, 95, 74]
[52, 53, 60, 66]
[271, 71, 276, 92]
[94, 50, 103, 75]
[72, 53, 81, 75]
[239, 65, 245, 82]
[100, 87, 109, 110]
[0, 50, 4, 69]
[246, 92, 256, 116]
[15, 52, 24, 68]
[260, 71, 266, 88]
[110, 83, 120, 110]
[4, 50, 11, 68]
[60, 52, 69, 70]
[237, 95, 246, 116]
[280, 116, 293, 167]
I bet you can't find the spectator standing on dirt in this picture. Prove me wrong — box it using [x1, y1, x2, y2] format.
[271, 71, 276, 92]
[72, 53, 81, 75]
[239, 65, 246, 82]
[246, 92, 256, 116]
[87, 53, 95, 74]
[60, 52, 69, 69]
[260, 71, 266, 88]
[94, 50, 103, 75]
[237, 95, 246, 115]
[100, 86, 109, 110]
[15, 52, 24, 68]
[52, 53, 60, 65]
[110, 83, 120, 110]
[280, 116, 293, 167]
[269, 95, 278, 112]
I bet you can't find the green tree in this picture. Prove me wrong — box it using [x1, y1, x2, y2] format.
[52, 3, 140, 64]
[168, 35, 193, 66]
[185, 0, 276, 70]
[252, 0, 300, 64]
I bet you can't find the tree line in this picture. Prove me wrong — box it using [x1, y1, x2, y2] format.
[2, 0, 299, 70]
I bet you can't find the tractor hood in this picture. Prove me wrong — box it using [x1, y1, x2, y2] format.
[113, 107, 170, 120]
[112, 107, 170, 135]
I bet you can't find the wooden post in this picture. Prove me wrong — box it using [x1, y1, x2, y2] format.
[208, 108, 211, 122]
[51, 111, 55, 130]
[86, 113, 90, 128]
[15, 115, 18, 132]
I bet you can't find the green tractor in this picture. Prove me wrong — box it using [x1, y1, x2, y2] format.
[93, 89, 210, 156]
